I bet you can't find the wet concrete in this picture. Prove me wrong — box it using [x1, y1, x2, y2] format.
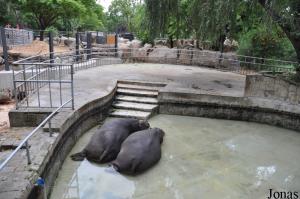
[51, 115, 300, 199]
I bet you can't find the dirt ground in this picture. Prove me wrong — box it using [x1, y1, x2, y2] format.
[0, 101, 15, 134]
[7, 40, 71, 57]
[0, 40, 71, 58]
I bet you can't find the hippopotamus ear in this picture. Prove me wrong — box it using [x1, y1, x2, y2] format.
[139, 120, 150, 129]
[157, 128, 165, 144]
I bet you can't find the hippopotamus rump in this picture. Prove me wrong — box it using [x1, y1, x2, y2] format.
[111, 128, 165, 175]
[70, 118, 150, 163]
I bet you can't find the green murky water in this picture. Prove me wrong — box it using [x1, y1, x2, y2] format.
[50, 115, 300, 199]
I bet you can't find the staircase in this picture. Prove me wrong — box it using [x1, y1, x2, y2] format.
[109, 80, 166, 120]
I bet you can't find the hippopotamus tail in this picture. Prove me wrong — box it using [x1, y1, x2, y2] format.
[70, 150, 86, 161]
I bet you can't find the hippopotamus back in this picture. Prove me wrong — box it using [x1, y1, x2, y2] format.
[111, 127, 165, 174]
[71, 118, 150, 163]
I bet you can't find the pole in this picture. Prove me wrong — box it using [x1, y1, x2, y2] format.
[49, 32, 54, 64]
[115, 33, 118, 57]
[1, 27, 10, 71]
[75, 32, 80, 62]
[86, 32, 92, 60]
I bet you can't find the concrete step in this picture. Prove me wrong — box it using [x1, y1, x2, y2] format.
[118, 80, 167, 87]
[109, 109, 151, 120]
[117, 83, 161, 91]
[116, 95, 158, 104]
[117, 88, 158, 97]
[113, 101, 158, 112]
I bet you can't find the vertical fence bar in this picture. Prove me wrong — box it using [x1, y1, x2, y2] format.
[1, 27, 10, 71]
[49, 32, 54, 64]
[71, 64, 75, 110]
[25, 141, 31, 164]
[87, 32, 92, 60]
[115, 33, 118, 57]
[49, 120, 52, 137]
[47, 66, 53, 108]
[22, 64, 29, 107]
[36, 65, 41, 108]
[12, 68, 19, 109]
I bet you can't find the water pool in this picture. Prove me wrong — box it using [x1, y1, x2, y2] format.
[50, 115, 300, 199]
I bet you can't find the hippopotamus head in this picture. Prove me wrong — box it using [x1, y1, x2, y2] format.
[153, 128, 165, 144]
[138, 120, 150, 130]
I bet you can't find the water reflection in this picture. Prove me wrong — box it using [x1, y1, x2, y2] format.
[62, 160, 135, 199]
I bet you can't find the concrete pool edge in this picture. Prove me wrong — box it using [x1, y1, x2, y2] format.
[159, 87, 300, 131]
[19, 80, 300, 199]
[26, 83, 117, 199]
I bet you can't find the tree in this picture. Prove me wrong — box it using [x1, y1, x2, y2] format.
[105, 0, 141, 33]
[20, 0, 85, 40]
[257, 0, 300, 65]
[145, 0, 300, 65]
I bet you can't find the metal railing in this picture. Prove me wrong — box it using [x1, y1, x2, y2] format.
[0, 99, 72, 171]
[0, 28, 33, 47]
[13, 63, 74, 109]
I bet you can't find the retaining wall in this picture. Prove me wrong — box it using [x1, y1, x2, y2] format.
[159, 87, 300, 132]
[245, 74, 300, 104]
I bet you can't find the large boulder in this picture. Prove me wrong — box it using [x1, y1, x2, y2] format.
[131, 44, 152, 62]
[148, 46, 177, 64]
[64, 37, 76, 47]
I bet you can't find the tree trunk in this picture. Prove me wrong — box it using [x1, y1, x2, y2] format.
[40, 29, 44, 41]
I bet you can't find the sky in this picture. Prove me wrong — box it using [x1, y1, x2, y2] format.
[97, 0, 112, 12]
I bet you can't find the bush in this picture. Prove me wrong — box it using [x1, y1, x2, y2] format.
[238, 26, 297, 61]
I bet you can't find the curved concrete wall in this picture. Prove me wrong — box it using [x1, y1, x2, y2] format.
[28, 83, 117, 199]
[159, 88, 300, 132]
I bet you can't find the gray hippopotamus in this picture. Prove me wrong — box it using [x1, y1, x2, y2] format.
[111, 128, 165, 175]
[70, 118, 150, 163]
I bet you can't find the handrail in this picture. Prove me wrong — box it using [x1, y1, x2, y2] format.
[0, 98, 72, 171]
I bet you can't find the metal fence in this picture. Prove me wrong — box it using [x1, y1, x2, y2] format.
[12, 46, 299, 109]
[0, 28, 33, 47]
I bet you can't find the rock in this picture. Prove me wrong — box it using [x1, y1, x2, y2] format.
[63, 37, 76, 47]
[0, 90, 11, 104]
[119, 43, 131, 59]
[131, 40, 142, 48]
[224, 38, 239, 52]
[144, 43, 152, 48]
[0, 56, 4, 64]
[148, 46, 177, 64]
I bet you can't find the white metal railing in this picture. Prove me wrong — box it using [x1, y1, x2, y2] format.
[0, 99, 72, 171]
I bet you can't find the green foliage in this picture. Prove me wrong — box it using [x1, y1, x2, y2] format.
[238, 26, 297, 61]
[45, 26, 59, 37]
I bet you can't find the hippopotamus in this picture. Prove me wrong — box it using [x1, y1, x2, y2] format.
[70, 118, 150, 163]
[111, 128, 165, 175]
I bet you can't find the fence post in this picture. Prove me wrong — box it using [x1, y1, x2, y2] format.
[1, 27, 10, 71]
[115, 33, 118, 57]
[86, 32, 92, 60]
[49, 32, 54, 64]
[75, 32, 80, 62]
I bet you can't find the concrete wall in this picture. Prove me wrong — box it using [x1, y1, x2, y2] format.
[245, 74, 300, 104]
[159, 88, 300, 132]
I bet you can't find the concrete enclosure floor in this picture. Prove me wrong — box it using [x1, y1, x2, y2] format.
[51, 115, 300, 199]
[22, 63, 246, 108]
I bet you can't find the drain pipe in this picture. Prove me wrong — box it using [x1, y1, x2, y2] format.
[35, 177, 47, 199]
